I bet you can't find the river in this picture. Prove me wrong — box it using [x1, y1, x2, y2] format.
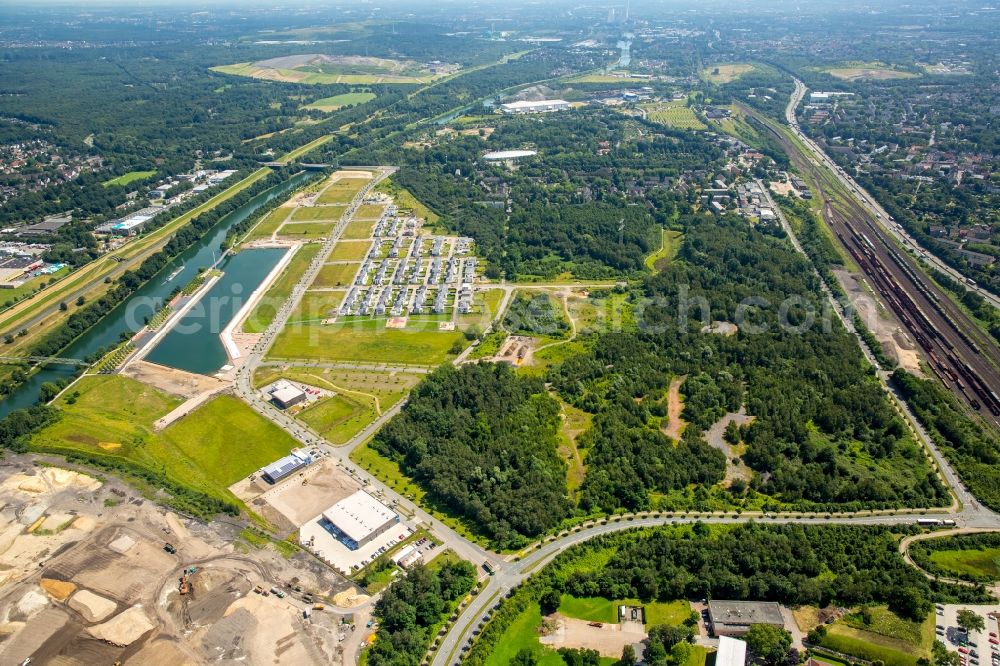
[0, 171, 312, 418]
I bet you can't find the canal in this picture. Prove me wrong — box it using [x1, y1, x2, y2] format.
[0, 171, 312, 418]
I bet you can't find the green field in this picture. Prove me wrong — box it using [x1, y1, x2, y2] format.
[642, 101, 706, 130]
[485, 602, 564, 666]
[277, 221, 335, 238]
[311, 262, 360, 289]
[102, 170, 156, 187]
[243, 244, 321, 333]
[288, 291, 345, 322]
[645, 229, 684, 271]
[354, 204, 386, 219]
[701, 63, 757, 84]
[340, 220, 376, 239]
[299, 393, 376, 445]
[317, 178, 369, 205]
[303, 92, 376, 111]
[328, 241, 371, 261]
[559, 595, 691, 628]
[212, 60, 443, 85]
[245, 206, 291, 241]
[32, 376, 298, 506]
[0, 267, 71, 308]
[291, 206, 343, 222]
[375, 179, 441, 227]
[819, 607, 934, 666]
[928, 548, 1000, 580]
[816, 62, 919, 81]
[269, 318, 465, 364]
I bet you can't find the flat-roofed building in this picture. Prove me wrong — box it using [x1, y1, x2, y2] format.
[259, 449, 314, 484]
[500, 99, 571, 114]
[271, 385, 306, 409]
[707, 600, 784, 637]
[322, 491, 399, 550]
[717, 636, 748, 666]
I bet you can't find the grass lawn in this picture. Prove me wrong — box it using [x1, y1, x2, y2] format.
[643, 102, 706, 130]
[354, 204, 385, 220]
[32, 376, 298, 505]
[317, 178, 369, 204]
[559, 595, 691, 629]
[0, 267, 71, 307]
[302, 92, 376, 111]
[312, 262, 360, 288]
[341, 220, 376, 239]
[245, 207, 291, 241]
[298, 393, 374, 445]
[328, 241, 371, 261]
[928, 548, 1000, 580]
[252, 366, 418, 411]
[289, 291, 345, 322]
[484, 602, 563, 666]
[701, 63, 757, 84]
[269, 318, 465, 364]
[291, 206, 343, 222]
[278, 221, 335, 238]
[102, 170, 156, 187]
[243, 244, 321, 333]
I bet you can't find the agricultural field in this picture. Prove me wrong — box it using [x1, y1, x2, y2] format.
[268, 317, 466, 364]
[327, 240, 371, 261]
[701, 63, 757, 84]
[317, 178, 369, 204]
[242, 244, 321, 333]
[302, 91, 376, 111]
[641, 101, 706, 130]
[311, 262, 360, 288]
[816, 62, 919, 81]
[101, 170, 156, 187]
[31, 375, 298, 505]
[212, 55, 453, 85]
[291, 206, 343, 222]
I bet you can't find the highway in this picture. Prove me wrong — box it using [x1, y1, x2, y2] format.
[744, 80, 1000, 424]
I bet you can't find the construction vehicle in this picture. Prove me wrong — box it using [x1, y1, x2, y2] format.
[588, 622, 603, 628]
[163, 542, 177, 554]
[179, 574, 190, 595]
[313, 603, 325, 611]
[253, 585, 264, 594]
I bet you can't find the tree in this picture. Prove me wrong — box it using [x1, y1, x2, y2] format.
[539, 588, 562, 615]
[617, 645, 637, 666]
[957, 610, 985, 634]
[59, 301, 68, 311]
[744, 624, 793, 666]
[558, 648, 601, 666]
[933, 640, 961, 666]
[511, 649, 539, 666]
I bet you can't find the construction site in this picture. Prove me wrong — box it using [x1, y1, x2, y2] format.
[0, 456, 375, 665]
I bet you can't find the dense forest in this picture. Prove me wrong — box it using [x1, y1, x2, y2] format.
[548, 216, 947, 513]
[464, 524, 989, 666]
[372, 363, 572, 549]
[367, 560, 477, 666]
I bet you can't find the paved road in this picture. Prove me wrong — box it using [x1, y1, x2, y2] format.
[784, 79, 1000, 311]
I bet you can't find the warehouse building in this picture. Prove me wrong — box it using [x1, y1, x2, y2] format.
[259, 449, 314, 484]
[270, 385, 307, 409]
[707, 601, 785, 637]
[321, 491, 399, 550]
[500, 99, 571, 114]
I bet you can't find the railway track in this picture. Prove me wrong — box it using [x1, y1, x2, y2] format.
[743, 94, 1000, 427]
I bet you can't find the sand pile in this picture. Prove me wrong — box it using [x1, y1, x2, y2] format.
[333, 587, 370, 607]
[39, 579, 76, 602]
[69, 590, 117, 623]
[87, 605, 154, 646]
[108, 535, 136, 555]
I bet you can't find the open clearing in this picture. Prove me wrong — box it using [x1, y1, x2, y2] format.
[252, 365, 419, 413]
[31, 375, 299, 505]
[288, 290, 345, 322]
[302, 92, 376, 111]
[701, 63, 757, 84]
[291, 206, 343, 222]
[212, 55, 452, 85]
[317, 178, 369, 204]
[354, 204, 385, 219]
[559, 595, 691, 628]
[311, 262, 360, 288]
[245, 206, 291, 241]
[645, 229, 684, 271]
[375, 179, 441, 226]
[269, 318, 465, 364]
[340, 219, 376, 239]
[101, 170, 156, 188]
[277, 221, 335, 239]
[928, 547, 1000, 580]
[328, 240, 371, 261]
[818, 62, 919, 81]
[642, 101, 706, 130]
[818, 606, 934, 666]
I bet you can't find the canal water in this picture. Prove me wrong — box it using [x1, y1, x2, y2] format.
[144, 247, 285, 375]
[0, 171, 312, 418]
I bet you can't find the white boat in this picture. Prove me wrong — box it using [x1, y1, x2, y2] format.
[164, 266, 184, 282]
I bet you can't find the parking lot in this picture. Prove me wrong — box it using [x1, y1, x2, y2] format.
[939, 604, 1000, 666]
